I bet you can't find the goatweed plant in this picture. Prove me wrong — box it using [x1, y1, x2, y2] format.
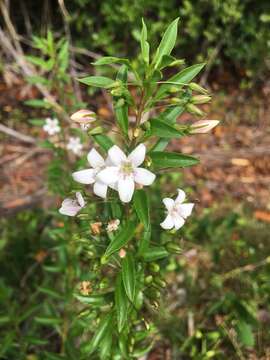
[59, 19, 219, 358]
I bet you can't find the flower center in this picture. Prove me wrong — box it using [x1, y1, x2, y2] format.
[120, 161, 133, 175]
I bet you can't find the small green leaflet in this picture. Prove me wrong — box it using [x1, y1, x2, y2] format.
[143, 246, 169, 261]
[146, 119, 184, 139]
[149, 151, 199, 169]
[92, 56, 130, 67]
[115, 274, 129, 332]
[153, 18, 180, 69]
[78, 76, 115, 88]
[122, 254, 136, 302]
[133, 190, 149, 228]
[92, 134, 114, 151]
[155, 63, 206, 100]
[140, 19, 150, 65]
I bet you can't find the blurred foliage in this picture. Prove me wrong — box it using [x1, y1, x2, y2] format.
[1, 174, 270, 358]
[9, 0, 270, 83]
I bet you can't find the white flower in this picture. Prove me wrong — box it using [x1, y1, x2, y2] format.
[67, 137, 83, 155]
[72, 148, 109, 199]
[59, 192, 85, 216]
[106, 219, 120, 232]
[43, 117, 60, 135]
[160, 189, 194, 230]
[70, 109, 96, 124]
[190, 120, 219, 134]
[97, 144, 156, 203]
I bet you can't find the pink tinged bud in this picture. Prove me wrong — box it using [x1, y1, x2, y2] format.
[190, 120, 220, 134]
[70, 109, 96, 124]
[119, 248, 126, 258]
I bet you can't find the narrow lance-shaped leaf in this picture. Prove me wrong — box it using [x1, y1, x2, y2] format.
[155, 63, 206, 100]
[92, 134, 114, 151]
[83, 313, 113, 354]
[78, 76, 115, 88]
[114, 65, 129, 135]
[115, 274, 129, 332]
[92, 56, 130, 67]
[104, 221, 137, 258]
[153, 18, 180, 69]
[149, 151, 199, 169]
[140, 19, 150, 65]
[145, 119, 185, 139]
[143, 246, 169, 262]
[122, 253, 136, 302]
[151, 106, 185, 152]
[133, 190, 150, 228]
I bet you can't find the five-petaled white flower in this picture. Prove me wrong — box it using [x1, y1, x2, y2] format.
[67, 137, 83, 155]
[97, 144, 156, 203]
[59, 192, 85, 216]
[160, 189, 194, 230]
[43, 117, 60, 135]
[72, 148, 109, 199]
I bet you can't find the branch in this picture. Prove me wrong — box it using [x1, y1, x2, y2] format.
[0, 123, 36, 144]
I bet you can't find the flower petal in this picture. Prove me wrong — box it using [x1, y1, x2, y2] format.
[175, 189, 186, 204]
[178, 203, 194, 219]
[108, 145, 126, 165]
[160, 214, 174, 229]
[97, 167, 119, 185]
[93, 181, 108, 198]
[128, 144, 146, 167]
[173, 215, 185, 230]
[76, 192, 85, 207]
[87, 148, 104, 168]
[134, 168, 156, 186]
[59, 199, 81, 216]
[118, 177, 135, 203]
[72, 169, 95, 184]
[162, 198, 175, 211]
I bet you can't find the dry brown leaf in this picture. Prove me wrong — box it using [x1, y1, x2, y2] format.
[231, 158, 250, 166]
[254, 210, 270, 223]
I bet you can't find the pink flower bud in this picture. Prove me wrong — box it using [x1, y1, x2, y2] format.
[70, 109, 96, 124]
[119, 248, 126, 258]
[190, 120, 220, 134]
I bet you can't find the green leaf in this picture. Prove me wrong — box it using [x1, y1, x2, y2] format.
[133, 190, 150, 228]
[99, 327, 113, 359]
[25, 55, 54, 71]
[93, 56, 130, 67]
[92, 134, 114, 151]
[146, 119, 184, 139]
[155, 63, 206, 100]
[122, 254, 136, 302]
[84, 313, 113, 355]
[236, 321, 255, 347]
[158, 54, 176, 70]
[38, 286, 62, 299]
[140, 19, 150, 65]
[28, 118, 45, 126]
[26, 75, 49, 85]
[34, 316, 61, 326]
[149, 151, 199, 169]
[104, 222, 136, 258]
[153, 18, 179, 68]
[143, 246, 169, 261]
[115, 103, 128, 135]
[115, 274, 129, 332]
[74, 293, 106, 306]
[78, 76, 115, 88]
[24, 99, 50, 108]
[116, 65, 128, 83]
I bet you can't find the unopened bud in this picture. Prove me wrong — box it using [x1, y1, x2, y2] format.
[169, 59, 185, 67]
[170, 97, 184, 105]
[133, 128, 141, 138]
[186, 103, 204, 116]
[70, 109, 96, 124]
[79, 281, 92, 295]
[192, 95, 211, 104]
[149, 263, 160, 273]
[110, 87, 123, 97]
[88, 126, 103, 135]
[106, 80, 122, 89]
[107, 219, 120, 232]
[145, 275, 153, 284]
[190, 120, 220, 134]
[168, 86, 180, 93]
[154, 278, 166, 288]
[119, 248, 126, 258]
[166, 242, 182, 254]
[115, 98, 125, 108]
[99, 278, 109, 289]
[189, 82, 209, 95]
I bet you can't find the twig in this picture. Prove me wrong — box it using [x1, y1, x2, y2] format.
[0, 123, 36, 144]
